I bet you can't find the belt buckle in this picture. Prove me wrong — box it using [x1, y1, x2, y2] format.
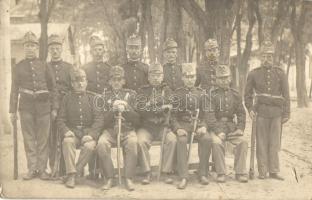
[76, 126, 83, 130]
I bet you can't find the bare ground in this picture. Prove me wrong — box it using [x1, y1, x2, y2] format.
[1, 101, 312, 200]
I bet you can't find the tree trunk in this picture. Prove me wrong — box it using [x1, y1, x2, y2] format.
[39, 0, 49, 61]
[0, 0, 11, 134]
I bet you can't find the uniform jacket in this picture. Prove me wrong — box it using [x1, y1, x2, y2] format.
[210, 87, 246, 134]
[195, 59, 217, 90]
[244, 66, 290, 118]
[9, 58, 58, 115]
[121, 61, 149, 92]
[83, 61, 111, 94]
[57, 91, 104, 140]
[163, 63, 184, 91]
[47, 60, 73, 94]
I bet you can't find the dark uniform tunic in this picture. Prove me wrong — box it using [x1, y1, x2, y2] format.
[136, 83, 177, 173]
[163, 63, 184, 91]
[121, 61, 149, 92]
[97, 88, 140, 179]
[210, 87, 248, 175]
[9, 58, 58, 173]
[57, 91, 104, 174]
[244, 66, 290, 175]
[83, 61, 111, 94]
[195, 59, 217, 90]
[171, 86, 211, 178]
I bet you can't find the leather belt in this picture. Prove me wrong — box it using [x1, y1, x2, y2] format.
[19, 88, 49, 95]
[255, 92, 284, 100]
[220, 117, 229, 122]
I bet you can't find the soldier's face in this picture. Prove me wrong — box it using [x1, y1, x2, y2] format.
[164, 48, 178, 64]
[91, 45, 106, 62]
[72, 77, 87, 92]
[127, 45, 141, 61]
[216, 76, 231, 89]
[24, 42, 38, 59]
[49, 44, 63, 61]
[148, 72, 163, 86]
[261, 53, 273, 67]
[109, 77, 125, 90]
[205, 48, 219, 61]
[183, 74, 196, 88]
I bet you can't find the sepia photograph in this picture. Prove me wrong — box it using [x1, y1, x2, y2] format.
[0, 0, 312, 199]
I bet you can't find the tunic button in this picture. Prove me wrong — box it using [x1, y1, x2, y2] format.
[55, 65, 58, 68]
[79, 108, 82, 112]
[56, 70, 58, 74]
[79, 102, 81, 105]
[31, 67, 35, 70]
[56, 77, 59, 81]
[134, 77, 137, 80]
[97, 71, 100, 74]
[97, 84, 100, 87]
[80, 115, 83, 118]
[30, 61, 32, 64]
[79, 95, 82, 98]
[32, 74, 35, 77]
[268, 88, 271, 91]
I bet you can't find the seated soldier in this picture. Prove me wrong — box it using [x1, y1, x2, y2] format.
[97, 66, 140, 191]
[57, 69, 104, 188]
[136, 63, 176, 185]
[210, 64, 248, 183]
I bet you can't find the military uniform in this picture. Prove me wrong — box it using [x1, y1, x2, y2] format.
[97, 66, 139, 190]
[210, 65, 247, 182]
[171, 63, 211, 185]
[244, 41, 290, 177]
[47, 34, 73, 173]
[9, 32, 58, 178]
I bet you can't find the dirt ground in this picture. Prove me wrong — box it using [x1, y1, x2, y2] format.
[1, 101, 312, 200]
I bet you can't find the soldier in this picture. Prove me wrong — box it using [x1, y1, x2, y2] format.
[244, 40, 290, 180]
[136, 63, 176, 185]
[121, 35, 149, 92]
[47, 34, 73, 174]
[9, 31, 58, 180]
[57, 69, 104, 188]
[195, 39, 219, 91]
[162, 38, 184, 91]
[210, 64, 248, 183]
[171, 63, 212, 189]
[97, 66, 140, 191]
[83, 35, 111, 94]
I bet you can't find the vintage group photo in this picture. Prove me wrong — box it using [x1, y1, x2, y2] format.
[0, 0, 312, 199]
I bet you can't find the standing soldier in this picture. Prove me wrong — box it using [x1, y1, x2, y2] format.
[162, 38, 184, 91]
[57, 69, 104, 188]
[136, 63, 176, 185]
[210, 64, 248, 183]
[122, 35, 149, 92]
[47, 34, 73, 174]
[83, 35, 111, 94]
[244, 40, 290, 180]
[195, 39, 219, 91]
[97, 66, 140, 191]
[9, 31, 58, 180]
[171, 63, 212, 189]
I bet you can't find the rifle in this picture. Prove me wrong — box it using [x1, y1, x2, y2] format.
[187, 109, 200, 164]
[13, 118, 18, 180]
[157, 105, 172, 181]
[51, 125, 61, 178]
[116, 111, 122, 185]
[249, 117, 256, 179]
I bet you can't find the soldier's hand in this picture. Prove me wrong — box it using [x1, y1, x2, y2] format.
[176, 129, 187, 137]
[217, 132, 226, 140]
[81, 135, 93, 144]
[282, 117, 289, 124]
[249, 110, 257, 121]
[10, 113, 18, 124]
[113, 100, 128, 112]
[196, 126, 207, 136]
[228, 129, 243, 138]
[64, 131, 75, 138]
[51, 109, 58, 120]
[161, 104, 172, 113]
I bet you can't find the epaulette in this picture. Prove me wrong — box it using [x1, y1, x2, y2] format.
[273, 66, 286, 74]
[251, 66, 262, 72]
[174, 86, 186, 92]
[140, 84, 151, 89]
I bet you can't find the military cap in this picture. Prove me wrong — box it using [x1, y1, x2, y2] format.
[70, 68, 87, 82]
[109, 65, 125, 78]
[261, 40, 274, 54]
[48, 34, 63, 46]
[216, 64, 231, 78]
[163, 38, 178, 51]
[126, 34, 141, 46]
[89, 35, 104, 47]
[204, 38, 218, 51]
[182, 63, 196, 76]
[149, 62, 163, 74]
[23, 31, 38, 44]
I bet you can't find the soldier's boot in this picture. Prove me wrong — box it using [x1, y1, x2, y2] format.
[125, 179, 135, 191]
[141, 172, 151, 185]
[101, 178, 114, 190]
[65, 174, 76, 188]
[235, 174, 248, 183]
[164, 177, 174, 184]
[39, 171, 51, 180]
[177, 178, 187, 190]
[216, 174, 226, 183]
[258, 173, 266, 179]
[269, 173, 284, 181]
[23, 171, 38, 180]
[199, 176, 209, 185]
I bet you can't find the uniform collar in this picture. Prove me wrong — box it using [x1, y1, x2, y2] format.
[50, 59, 62, 65]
